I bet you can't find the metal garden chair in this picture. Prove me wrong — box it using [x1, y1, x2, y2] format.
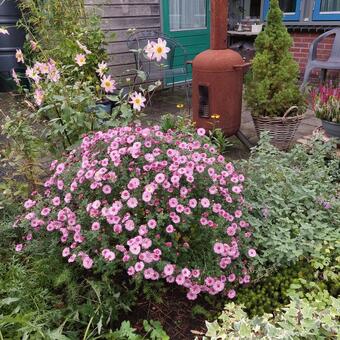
[127, 30, 191, 106]
[301, 27, 340, 89]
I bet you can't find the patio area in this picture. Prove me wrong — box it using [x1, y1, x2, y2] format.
[144, 86, 322, 154]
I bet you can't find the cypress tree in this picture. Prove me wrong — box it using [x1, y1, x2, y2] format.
[245, 0, 305, 117]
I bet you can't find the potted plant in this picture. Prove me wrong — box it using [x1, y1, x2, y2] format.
[312, 84, 340, 138]
[245, 0, 306, 150]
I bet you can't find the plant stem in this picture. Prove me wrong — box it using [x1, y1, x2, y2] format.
[53, 104, 72, 147]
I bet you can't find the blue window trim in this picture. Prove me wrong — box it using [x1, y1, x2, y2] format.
[313, 0, 340, 20]
[263, 0, 302, 21]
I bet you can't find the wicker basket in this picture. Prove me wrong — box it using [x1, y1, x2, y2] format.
[252, 106, 304, 150]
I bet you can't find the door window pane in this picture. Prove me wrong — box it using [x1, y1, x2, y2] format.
[320, 0, 340, 12]
[279, 0, 297, 13]
[169, 0, 207, 31]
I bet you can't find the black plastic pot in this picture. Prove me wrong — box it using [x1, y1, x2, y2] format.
[322, 120, 340, 138]
[96, 100, 113, 114]
[0, 0, 25, 89]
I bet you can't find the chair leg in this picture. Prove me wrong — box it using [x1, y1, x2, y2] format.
[300, 66, 313, 91]
[185, 79, 190, 114]
[320, 69, 327, 84]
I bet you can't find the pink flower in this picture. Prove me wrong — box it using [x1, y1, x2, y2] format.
[55, 163, 65, 175]
[155, 173, 165, 183]
[235, 210, 242, 218]
[150, 38, 170, 62]
[40, 207, 51, 216]
[127, 197, 138, 208]
[213, 280, 225, 292]
[134, 261, 144, 272]
[169, 198, 178, 208]
[91, 222, 100, 231]
[248, 249, 257, 257]
[175, 274, 185, 285]
[15, 244, 23, 252]
[187, 292, 198, 300]
[227, 289, 236, 299]
[68, 254, 76, 263]
[75, 53, 86, 66]
[130, 244, 141, 255]
[101, 75, 116, 93]
[24, 199, 36, 209]
[82, 256, 93, 269]
[64, 193, 72, 203]
[124, 220, 135, 231]
[201, 198, 210, 208]
[197, 128, 206, 136]
[34, 88, 44, 106]
[127, 266, 135, 276]
[12, 69, 20, 86]
[226, 226, 236, 236]
[166, 225, 175, 233]
[228, 273, 236, 282]
[62, 247, 70, 257]
[52, 196, 61, 206]
[192, 269, 200, 278]
[188, 199, 197, 208]
[15, 49, 24, 63]
[163, 264, 174, 276]
[96, 61, 107, 77]
[128, 178, 140, 189]
[129, 92, 146, 112]
[232, 186, 241, 194]
[213, 242, 224, 255]
[102, 185, 112, 194]
[121, 190, 130, 200]
[147, 219, 157, 229]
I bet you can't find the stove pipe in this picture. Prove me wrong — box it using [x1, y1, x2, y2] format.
[210, 0, 228, 50]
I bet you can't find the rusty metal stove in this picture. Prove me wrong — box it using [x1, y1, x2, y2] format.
[192, 0, 251, 147]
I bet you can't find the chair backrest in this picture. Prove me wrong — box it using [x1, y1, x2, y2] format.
[329, 28, 340, 60]
[127, 30, 185, 80]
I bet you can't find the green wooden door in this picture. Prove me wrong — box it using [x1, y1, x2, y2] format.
[162, 0, 210, 84]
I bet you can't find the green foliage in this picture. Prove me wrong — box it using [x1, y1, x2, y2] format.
[0, 216, 138, 339]
[236, 252, 339, 318]
[239, 134, 340, 276]
[36, 73, 116, 150]
[245, 0, 305, 117]
[209, 128, 232, 154]
[201, 295, 339, 339]
[109, 320, 169, 340]
[0, 110, 46, 213]
[160, 112, 196, 134]
[236, 263, 309, 317]
[18, 0, 107, 77]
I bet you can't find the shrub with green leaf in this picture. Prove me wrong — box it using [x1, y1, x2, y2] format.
[201, 295, 339, 339]
[18, 0, 107, 80]
[245, 0, 305, 117]
[239, 134, 340, 277]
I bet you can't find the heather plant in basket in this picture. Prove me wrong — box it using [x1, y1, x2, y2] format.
[14, 126, 255, 300]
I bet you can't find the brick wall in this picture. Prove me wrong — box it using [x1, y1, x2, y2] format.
[290, 31, 334, 78]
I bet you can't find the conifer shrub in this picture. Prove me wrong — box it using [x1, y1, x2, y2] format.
[245, 0, 305, 117]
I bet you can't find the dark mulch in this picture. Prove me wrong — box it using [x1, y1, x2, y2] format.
[126, 288, 224, 340]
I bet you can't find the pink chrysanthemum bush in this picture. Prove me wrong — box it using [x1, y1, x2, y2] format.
[15, 126, 256, 300]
